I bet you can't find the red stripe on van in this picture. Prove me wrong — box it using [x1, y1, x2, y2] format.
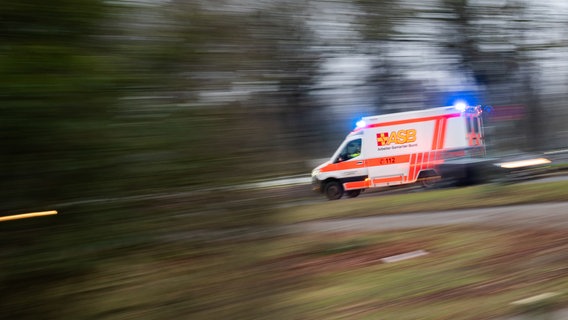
[431, 119, 441, 150]
[437, 118, 447, 149]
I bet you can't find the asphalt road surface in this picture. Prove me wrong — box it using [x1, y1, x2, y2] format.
[289, 202, 568, 234]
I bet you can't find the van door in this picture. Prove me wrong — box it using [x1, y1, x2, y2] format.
[366, 155, 408, 187]
[467, 115, 486, 157]
[327, 138, 368, 184]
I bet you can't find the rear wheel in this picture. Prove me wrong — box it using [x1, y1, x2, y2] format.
[418, 170, 440, 189]
[420, 177, 438, 189]
[345, 190, 361, 198]
[324, 180, 344, 200]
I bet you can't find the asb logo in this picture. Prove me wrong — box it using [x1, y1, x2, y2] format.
[377, 129, 417, 146]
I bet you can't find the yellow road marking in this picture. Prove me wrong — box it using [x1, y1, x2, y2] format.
[0, 210, 58, 222]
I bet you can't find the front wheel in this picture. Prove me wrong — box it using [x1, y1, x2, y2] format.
[345, 190, 361, 198]
[324, 180, 344, 200]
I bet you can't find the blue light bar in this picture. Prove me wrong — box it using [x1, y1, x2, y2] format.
[356, 120, 366, 128]
[454, 100, 467, 112]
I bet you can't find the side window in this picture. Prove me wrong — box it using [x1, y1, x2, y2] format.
[336, 139, 362, 163]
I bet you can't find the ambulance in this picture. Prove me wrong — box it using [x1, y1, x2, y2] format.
[311, 104, 488, 200]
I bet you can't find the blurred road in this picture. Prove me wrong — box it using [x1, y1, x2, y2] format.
[170, 200, 568, 244]
[54, 149, 567, 208]
[253, 150, 568, 190]
[55, 168, 567, 209]
[290, 201, 568, 234]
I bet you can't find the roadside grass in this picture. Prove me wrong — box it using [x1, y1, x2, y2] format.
[1, 180, 567, 319]
[277, 180, 568, 223]
[550, 163, 568, 170]
[5, 225, 565, 319]
[252, 227, 568, 319]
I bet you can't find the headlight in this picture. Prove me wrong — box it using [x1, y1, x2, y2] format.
[311, 169, 320, 177]
[497, 158, 551, 169]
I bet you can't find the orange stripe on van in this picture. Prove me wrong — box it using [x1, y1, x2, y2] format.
[423, 152, 430, 171]
[431, 119, 441, 150]
[408, 153, 416, 181]
[414, 153, 423, 181]
[319, 160, 364, 172]
[321, 154, 413, 173]
[437, 118, 447, 149]
[322, 150, 447, 184]
[366, 155, 410, 167]
[467, 133, 483, 146]
[372, 176, 403, 185]
[344, 180, 371, 190]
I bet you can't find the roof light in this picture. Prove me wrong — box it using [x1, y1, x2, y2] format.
[356, 120, 366, 128]
[454, 101, 467, 112]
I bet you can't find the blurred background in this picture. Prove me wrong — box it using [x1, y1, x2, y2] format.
[1, 0, 568, 318]
[2, 0, 568, 210]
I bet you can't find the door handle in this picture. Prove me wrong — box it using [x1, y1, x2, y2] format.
[357, 161, 364, 165]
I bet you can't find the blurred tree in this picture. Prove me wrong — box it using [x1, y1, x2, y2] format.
[440, 0, 522, 85]
[245, 2, 322, 157]
[439, 0, 568, 151]
[140, 0, 324, 173]
[354, 0, 415, 114]
[354, 0, 568, 151]
[0, 0, 117, 209]
[439, 0, 535, 150]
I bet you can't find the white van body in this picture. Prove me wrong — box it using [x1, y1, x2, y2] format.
[312, 106, 486, 200]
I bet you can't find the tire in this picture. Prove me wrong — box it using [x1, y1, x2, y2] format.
[418, 170, 440, 189]
[324, 180, 344, 200]
[420, 176, 438, 189]
[345, 190, 361, 198]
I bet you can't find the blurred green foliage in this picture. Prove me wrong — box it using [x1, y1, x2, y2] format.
[0, 0, 315, 211]
[1, 0, 119, 209]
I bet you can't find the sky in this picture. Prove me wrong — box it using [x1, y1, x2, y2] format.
[312, 0, 568, 114]
[192, 0, 568, 116]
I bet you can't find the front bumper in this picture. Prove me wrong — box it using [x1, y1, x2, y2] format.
[312, 177, 323, 193]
